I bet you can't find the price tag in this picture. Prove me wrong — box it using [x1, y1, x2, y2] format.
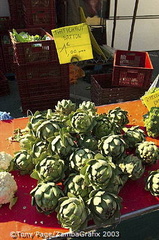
[141, 90, 159, 110]
[52, 23, 93, 64]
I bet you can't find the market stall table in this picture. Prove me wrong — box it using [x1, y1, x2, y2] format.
[0, 99, 159, 240]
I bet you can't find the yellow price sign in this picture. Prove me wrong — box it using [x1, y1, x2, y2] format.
[141, 90, 159, 110]
[52, 23, 93, 64]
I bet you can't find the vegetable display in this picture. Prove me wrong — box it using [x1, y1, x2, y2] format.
[1, 99, 159, 232]
[11, 29, 50, 43]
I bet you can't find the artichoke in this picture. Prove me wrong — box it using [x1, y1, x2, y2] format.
[77, 134, 98, 151]
[36, 120, 61, 141]
[70, 111, 96, 134]
[99, 135, 126, 162]
[145, 170, 159, 196]
[123, 126, 145, 149]
[50, 130, 76, 158]
[31, 140, 48, 165]
[78, 101, 97, 115]
[55, 99, 76, 115]
[136, 141, 159, 165]
[117, 154, 145, 180]
[64, 174, 93, 201]
[80, 153, 115, 190]
[107, 107, 129, 128]
[27, 111, 46, 133]
[31, 155, 65, 183]
[92, 113, 114, 139]
[87, 190, 121, 226]
[56, 193, 89, 231]
[19, 133, 37, 150]
[13, 150, 34, 175]
[69, 148, 95, 172]
[30, 182, 64, 214]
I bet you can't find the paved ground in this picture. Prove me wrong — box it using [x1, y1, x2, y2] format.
[0, 50, 159, 119]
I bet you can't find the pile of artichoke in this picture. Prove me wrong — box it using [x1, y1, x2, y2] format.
[12, 100, 159, 232]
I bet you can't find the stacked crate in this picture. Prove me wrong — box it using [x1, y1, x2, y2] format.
[0, 71, 10, 96]
[112, 50, 153, 89]
[0, 17, 14, 75]
[0, 42, 6, 74]
[91, 50, 154, 106]
[0, 34, 15, 74]
[21, 0, 57, 33]
[8, 0, 25, 29]
[10, 28, 69, 114]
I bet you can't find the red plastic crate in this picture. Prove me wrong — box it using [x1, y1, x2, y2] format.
[17, 76, 69, 99]
[22, 0, 55, 10]
[8, 0, 25, 29]
[21, 92, 70, 114]
[0, 34, 15, 74]
[0, 71, 10, 96]
[15, 62, 69, 81]
[112, 50, 153, 89]
[22, 0, 56, 29]
[91, 73, 146, 106]
[9, 28, 58, 64]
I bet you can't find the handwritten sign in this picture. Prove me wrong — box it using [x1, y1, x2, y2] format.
[52, 23, 93, 64]
[141, 90, 159, 110]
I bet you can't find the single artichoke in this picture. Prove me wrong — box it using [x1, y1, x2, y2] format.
[55, 99, 76, 115]
[92, 113, 114, 139]
[50, 130, 76, 158]
[64, 174, 93, 201]
[13, 150, 34, 175]
[31, 155, 65, 183]
[145, 170, 159, 196]
[118, 154, 145, 180]
[69, 148, 95, 172]
[36, 120, 61, 141]
[107, 107, 129, 128]
[27, 111, 46, 133]
[87, 190, 121, 226]
[123, 126, 145, 149]
[77, 134, 98, 151]
[80, 153, 115, 190]
[70, 111, 96, 134]
[31, 140, 48, 165]
[30, 182, 64, 214]
[136, 141, 159, 165]
[78, 101, 97, 115]
[56, 193, 89, 231]
[99, 134, 126, 162]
